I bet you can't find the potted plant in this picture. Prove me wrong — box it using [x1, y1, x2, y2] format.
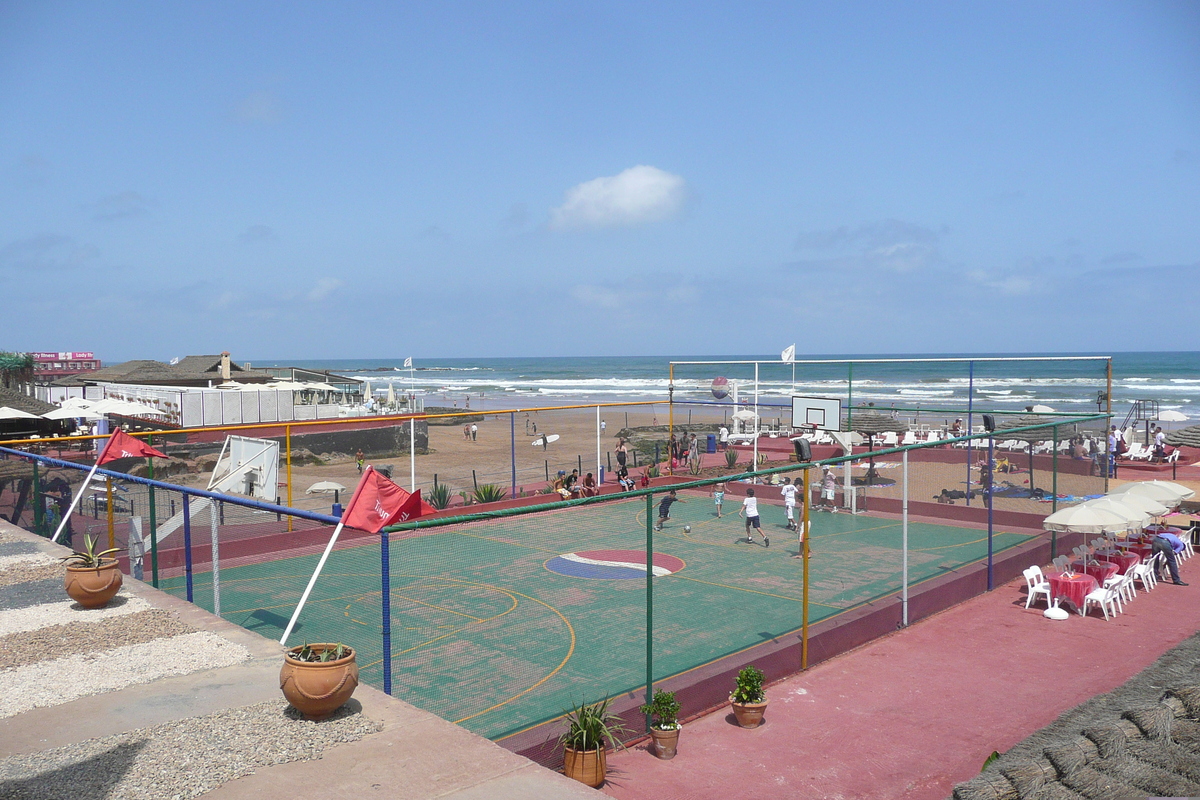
[279, 643, 359, 720]
[558, 697, 630, 787]
[640, 690, 682, 759]
[730, 665, 768, 728]
[61, 534, 123, 608]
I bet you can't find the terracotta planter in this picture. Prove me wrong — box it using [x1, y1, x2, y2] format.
[563, 745, 607, 787]
[64, 559, 123, 608]
[649, 725, 680, 759]
[279, 644, 359, 720]
[730, 696, 768, 728]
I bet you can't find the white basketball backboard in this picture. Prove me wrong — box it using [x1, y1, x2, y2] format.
[208, 435, 280, 499]
[791, 396, 842, 431]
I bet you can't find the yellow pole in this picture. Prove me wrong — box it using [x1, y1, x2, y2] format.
[106, 477, 115, 550]
[286, 424, 293, 532]
[668, 364, 674, 476]
[801, 466, 810, 669]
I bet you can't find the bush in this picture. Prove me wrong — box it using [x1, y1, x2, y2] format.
[639, 690, 681, 730]
[471, 483, 508, 504]
[426, 483, 453, 510]
[731, 665, 765, 704]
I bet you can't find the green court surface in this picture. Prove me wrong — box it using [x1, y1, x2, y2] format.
[163, 492, 1034, 741]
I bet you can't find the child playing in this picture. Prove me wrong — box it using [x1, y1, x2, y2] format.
[739, 488, 767, 547]
[655, 489, 682, 531]
[711, 482, 725, 518]
[780, 477, 798, 531]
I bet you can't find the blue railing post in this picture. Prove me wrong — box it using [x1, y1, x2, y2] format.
[182, 494, 194, 603]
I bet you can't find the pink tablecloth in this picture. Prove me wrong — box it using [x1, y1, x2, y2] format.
[1098, 551, 1141, 574]
[1072, 561, 1119, 583]
[1047, 571, 1099, 612]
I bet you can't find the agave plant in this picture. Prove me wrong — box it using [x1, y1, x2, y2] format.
[471, 483, 508, 504]
[724, 449, 739, 469]
[60, 534, 123, 569]
[558, 697, 630, 752]
[287, 643, 352, 663]
[426, 482, 453, 510]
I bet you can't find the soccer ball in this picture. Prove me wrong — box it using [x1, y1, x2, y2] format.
[683, 525, 691, 533]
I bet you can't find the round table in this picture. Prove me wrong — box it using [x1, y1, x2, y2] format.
[1047, 570, 1099, 614]
[1072, 560, 1119, 584]
[1097, 550, 1141, 574]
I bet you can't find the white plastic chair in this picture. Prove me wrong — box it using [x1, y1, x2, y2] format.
[1104, 571, 1136, 604]
[1083, 585, 1122, 620]
[1052, 555, 1072, 574]
[1131, 552, 1160, 592]
[1023, 566, 1054, 609]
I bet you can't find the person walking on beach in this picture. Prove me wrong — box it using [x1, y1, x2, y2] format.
[1154, 426, 1166, 462]
[1107, 426, 1119, 477]
[355, 450, 364, 474]
[712, 482, 725, 517]
[656, 490, 682, 531]
[739, 488, 767, 546]
[463, 424, 471, 441]
[616, 438, 628, 470]
[719, 425, 729, 451]
[470, 423, 478, 442]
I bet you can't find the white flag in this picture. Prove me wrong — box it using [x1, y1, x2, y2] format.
[781, 344, 796, 363]
[403, 357, 413, 368]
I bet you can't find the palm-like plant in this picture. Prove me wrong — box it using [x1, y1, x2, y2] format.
[426, 483, 453, 510]
[559, 698, 630, 752]
[60, 534, 122, 568]
[471, 483, 508, 504]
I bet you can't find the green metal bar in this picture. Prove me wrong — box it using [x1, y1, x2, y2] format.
[645, 491, 654, 732]
[31, 460, 42, 536]
[147, 434, 159, 588]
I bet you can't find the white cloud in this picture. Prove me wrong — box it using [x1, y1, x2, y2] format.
[550, 165, 686, 229]
[571, 284, 623, 309]
[968, 270, 1032, 296]
[307, 278, 343, 302]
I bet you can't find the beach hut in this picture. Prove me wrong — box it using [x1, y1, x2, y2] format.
[841, 411, 908, 485]
[1165, 423, 1200, 449]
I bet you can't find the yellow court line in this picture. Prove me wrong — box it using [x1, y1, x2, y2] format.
[389, 593, 487, 622]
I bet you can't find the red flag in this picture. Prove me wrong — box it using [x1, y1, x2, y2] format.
[97, 429, 169, 465]
[342, 466, 433, 533]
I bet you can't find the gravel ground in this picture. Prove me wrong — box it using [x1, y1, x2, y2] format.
[0, 609, 195, 670]
[0, 698, 383, 800]
[0, 631, 251, 718]
[0, 578, 71, 611]
[0, 541, 40, 557]
[0, 593, 149, 638]
[0, 558, 60, 589]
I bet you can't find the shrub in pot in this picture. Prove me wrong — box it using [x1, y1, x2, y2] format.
[61, 534, 123, 608]
[639, 690, 682, 759]
[730, 665, 768, 728]
[558, 698, 629, 787]
[280, 643, 359, 720]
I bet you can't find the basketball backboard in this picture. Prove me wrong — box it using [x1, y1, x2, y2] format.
[791, 395, 842, 431]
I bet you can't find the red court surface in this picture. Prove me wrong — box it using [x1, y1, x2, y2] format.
[601, 555, 1200, 800]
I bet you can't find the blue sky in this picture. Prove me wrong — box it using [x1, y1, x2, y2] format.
[1, 1, 1197, 362]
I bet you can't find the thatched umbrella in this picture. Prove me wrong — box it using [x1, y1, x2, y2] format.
[842, 410, 908, 485]
[992, 414, 1058, 493]
[1165, 423, 1200, 449]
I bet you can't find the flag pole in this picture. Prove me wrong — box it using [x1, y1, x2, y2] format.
[280, 519, 347, 646]
[51, 433, 115, 543]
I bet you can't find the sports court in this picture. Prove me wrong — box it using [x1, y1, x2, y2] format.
[159, 490, 1035, 741]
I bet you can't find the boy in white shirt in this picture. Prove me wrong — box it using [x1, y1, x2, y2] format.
[780, 477, 798, 532]
[739, 488, 767, 547]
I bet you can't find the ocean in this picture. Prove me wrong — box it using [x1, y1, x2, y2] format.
[251, 352, 1200, 421]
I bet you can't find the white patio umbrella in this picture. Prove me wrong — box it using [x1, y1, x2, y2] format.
[61, 397, 95, 409]
[1079, 498, 1150, 531]
[1109, 480, 1194, 506]
[1099, 491, 1169, 517]
[0, 406, 40, 420]
[1042, 503, 1133, 534]
[1159, 410, 1189, 422]
[386, 383, 396, 408]
[42, 406, 104, 421]
[305, 481, 347, 494]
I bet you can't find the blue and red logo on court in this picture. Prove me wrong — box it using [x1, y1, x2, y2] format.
[545, 549, 685, 580]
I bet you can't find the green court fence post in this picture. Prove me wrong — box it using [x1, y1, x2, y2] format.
[645, 492, 654, 732]
[31, 459, 42, 535]
[1051, 425, 1058, 560]
[148, 435, 159, 587]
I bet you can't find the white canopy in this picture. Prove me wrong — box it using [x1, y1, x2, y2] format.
[1078, 498, 1150, 531]
[1099, 491, 1169, 517]
[1159, 410, 1189, 422]
[42, 406, 104, 421]
[0, 406, 40, 420]
[1042, 503, 1134, 534]
[731, 409, 759, 421]
[1109, 480, 1194, 506]
[89, 399, 168, 417]
[305, 481, 348, 494]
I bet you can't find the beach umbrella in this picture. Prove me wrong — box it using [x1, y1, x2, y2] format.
[305, 480, 347, 504]
[0, 406, 40, 420]
[1099, 491, 1169, 517]
[842, 411, 908, 482]
[42, 406, 103, 421]
[1030, 404, 1055, 413]
[1165, 424, 1200, 449]
[1042, 503, 1133, 534]
[1079, 498, 1150, 531]
[1159, 410, 1189, 422]
[992, 415, 1058, 492]
[61, 397, 95, 409]
[1109, 480, 1193, 508]
[386, 382, 396, 409]
[362, 379, 372, 404]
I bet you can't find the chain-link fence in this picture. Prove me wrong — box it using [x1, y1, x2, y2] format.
[0, 411, 1111, 767]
